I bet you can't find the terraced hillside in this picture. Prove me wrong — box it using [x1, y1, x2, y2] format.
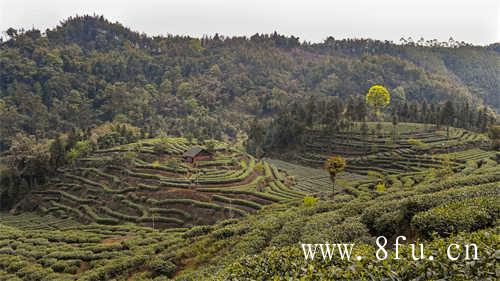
[20, 138, 306, 229]
[0, 212, 81, 231]
[1, 124, 498, 280]
[0, 222, 189, 280]
[266, 158, 376, 200]
[297, 123, 489, 176]
[0, 144, 498, 280]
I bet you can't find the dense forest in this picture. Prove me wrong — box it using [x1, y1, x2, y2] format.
[0, 15, 498, 152]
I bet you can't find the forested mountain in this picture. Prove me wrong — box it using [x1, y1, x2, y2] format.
[0, 15, 500, 281]
[0, 15, 498, 150]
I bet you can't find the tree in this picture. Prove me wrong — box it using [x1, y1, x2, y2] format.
[440, 101, 455, 138]
[366, 85, 391, 120]
[324, 155, 346, 199]
[392, 112, 398, 143]
[488, 125, 500, 150]
[159, 79, 173, 96]
[248, 117, 266, 158]
[356, 97, 367, 121]
[391, 86, 406, 105]
[3, 133, 51, 204]
[360, 121, 369, 145]
[50, 135, 67, 168]
[205, 140, 216, 153]
[346, 97, 356, 121]
[305, 96, 315, 126]
[6, 27, 18, 38]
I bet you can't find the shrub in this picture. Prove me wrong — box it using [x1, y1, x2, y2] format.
[165, 158, 179, 170]
[367, 171, 383, 178]
[66, 140, 93, 162]
[375, 182, 386, 192]
[402, 183, 499, 219]
[255, 161, 264, 173]
[372, 210, 404, 236]
[182, 225, 213, 239]
[412, 197, 500, 237]
[216, 227, 499, 280]
[408, 138, 429, 150]
[361, 200, 402, 236]
[149, 258, 176, 277]
[51, 260, 80, 274]
[211, 225, 249, 240]
[302, 196, 318, 207]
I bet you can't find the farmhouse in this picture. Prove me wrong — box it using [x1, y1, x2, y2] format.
[182, 146, 213, 163]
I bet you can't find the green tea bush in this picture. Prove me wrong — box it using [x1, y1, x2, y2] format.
[269, 217, 306, 247]
[211, 224, 249, 240]
[361, 200, 402, 235]
[51, 259, 81, 274]
[362, 182, 499, 236]
[402, 183, 499, 220]
[148, 198, 222, 210]
[46, 250, 95, 261]
[79, 255, 147, 281]
[182, 225, 213, 239]
[412, 197, 500, 237]
[82, 205, 119, 225]
[149, 208, 191, 219]
[216, 227, 499, 280]
[149, 258, 176, 277]
[232, 229, 269, 255]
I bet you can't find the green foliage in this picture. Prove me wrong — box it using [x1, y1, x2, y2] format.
[365, 85, 390, 114]
[216, 228, 499, 280]
[92, 122, 141, 149]
[366, 170, 383, 178]
[324, 156, 346, 176]
[0, 20, 498, 278]
[66, 140, 92, 162]
[148, 258, 176, 277]
[182, 225, 213, 239]
[488, 125, 500, 150]
[408, 138, 429, 150]
[1, 15, 497, 155]
[302, 196, 318, 207]
[412, 197, 500, 237]
[375, 181, 386, 192]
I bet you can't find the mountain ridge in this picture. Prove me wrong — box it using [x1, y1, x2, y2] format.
[0, 15, 498, 150]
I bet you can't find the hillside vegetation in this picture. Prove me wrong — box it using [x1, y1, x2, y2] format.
[0, 124, 498, 280]
[16, 137, 305, 228]
[0, 15, 499, 281]
[1, 15, 498, 151]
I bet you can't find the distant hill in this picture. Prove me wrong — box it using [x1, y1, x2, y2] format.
[0, 15, 498, 150]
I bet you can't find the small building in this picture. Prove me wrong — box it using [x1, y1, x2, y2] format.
[182, 146, 213, 163]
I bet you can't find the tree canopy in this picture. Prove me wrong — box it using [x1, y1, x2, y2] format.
[366, 85, 391, 117]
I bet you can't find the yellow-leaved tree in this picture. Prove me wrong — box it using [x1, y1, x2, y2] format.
[324, 155, 346, 199]
[365, 85, 391, 120]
